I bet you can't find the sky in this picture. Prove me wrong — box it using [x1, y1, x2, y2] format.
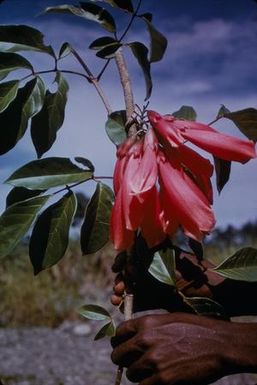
[0, 0, 257, 229]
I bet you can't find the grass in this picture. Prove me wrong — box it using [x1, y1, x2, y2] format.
[0, 241, 115, 327]
[0, 222, 256, 327]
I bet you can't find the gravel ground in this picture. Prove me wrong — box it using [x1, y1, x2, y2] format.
[0, 322, 257, 385]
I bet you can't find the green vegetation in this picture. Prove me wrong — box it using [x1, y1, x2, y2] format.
[0, 240, 114, 327]
[0, 221, 256, 327]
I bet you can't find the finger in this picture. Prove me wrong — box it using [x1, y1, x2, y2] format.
[114, 273, 123, 285]
[111, 319, 137, 347]
[112, 251, 127, 273]
[111, 336, 144, 367]
[140, 374, 160, 385]
[111, 294, 122, 306]
[126, 354, 154, 382]
[113, 280, 125, 295]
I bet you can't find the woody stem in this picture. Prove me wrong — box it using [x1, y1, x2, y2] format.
[114, 294, 134, 385]
[115, 48, 137, 136]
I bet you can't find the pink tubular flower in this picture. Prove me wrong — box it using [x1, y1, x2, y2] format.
[148, 110, 256, 163]
[110, 109, 256, 251]
[158, 153, 215, 241]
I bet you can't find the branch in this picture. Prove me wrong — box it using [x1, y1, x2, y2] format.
[70, 46, 113, 115]
[115, 48, 137, 136]
[114, 294, 134, 385]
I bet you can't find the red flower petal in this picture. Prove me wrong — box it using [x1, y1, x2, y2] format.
[110, 188, 134, 250]
[148, 110, 185, 147]
[167, 118, 256, 163]
[167, 145, 214, 203]
[129, 129, 158, 196]
[113, 156, 127, 195]
[159, 156, 215, 241]
[140, 187, 166, 247]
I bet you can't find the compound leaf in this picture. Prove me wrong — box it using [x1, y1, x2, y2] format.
[45, 3, 116, 32]
[96, 42, 121, 58]
[80, 182, 114, 254]
[129, 42, 152, 100]
[214, 157, 231, 193]
[105, 110, 127, 145]
[172, 105, 197, 121]
[218, 105, 257, 141]
[0, 77, 44, 155]
[140, 16, 167, 62]
[5, 157, 93, 190]
[89, 36, 117, 50]
[6, 186, 45, 208]
[0, 80, 19, 113]
[148, 249, 176, 286]
[94, 321, 116, 340]
[0, 25, 54, 56]
[89, 0, 134, 13]
[0, 52, 33, 76]
[31, 72, 69, 158]
[58, 42, 72, 59]
[213, 247, 257, 282]
[182, 296, 228, 320]
[79, 304, 111, 321]
[29, 191, 77, 274]
[0, 195, 49, 260]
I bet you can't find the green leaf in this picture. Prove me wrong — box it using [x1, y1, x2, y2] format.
[172, 105, 197, 121]
[148, 249, 176, 286]
[79, 304, 111, 320]
[129, 42, 152, 100]
[216, 104, 230, 119]
[105, 110, 127, 145]
[74, 157, 95, 172]
[96, 43, 122, 59]
[6, 187, 45, 208]
[58, 42, 72, 59]
[0, 77, 45, 155]
[94, 321, 116, 340]
[214, 157, 231, 193]
[220, 107, 257, 142]
[182, 296, 228, 320]
[140, 16, 167, 62]
[213, 247, 257, 282]
[0, 25, 54, 56]
[0, 70, 10, 81]
[80, 182, 114, 254]
[0, 195, 49, 260]
[0, 52, 33, 76]
[88, 0, 134, 13]
[29, 191, 77, 274]
[5, 157, 93, 190]
[31, 72, 69, 158]
[45, 3, 116, 33]
[89, 36, 117, 50]
[0, 80, 19, 113]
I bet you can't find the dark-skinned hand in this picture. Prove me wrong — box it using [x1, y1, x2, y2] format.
[111, 312, 257, 385]
[111, 237, 257, 316]
[111, 236, 224, 313]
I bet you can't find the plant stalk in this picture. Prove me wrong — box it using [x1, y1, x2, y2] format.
[114, 294, 134, 385]
[115, 48, 137, 136]
[70, 47, 113, 115]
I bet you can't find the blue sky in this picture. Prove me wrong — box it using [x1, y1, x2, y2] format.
[0, 0, 257, 229]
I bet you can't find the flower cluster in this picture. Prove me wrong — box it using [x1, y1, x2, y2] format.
[110, 110, 256, 251]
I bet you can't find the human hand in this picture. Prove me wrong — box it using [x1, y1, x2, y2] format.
[111, 312, 256, 385]
[111, 237, 224, 312]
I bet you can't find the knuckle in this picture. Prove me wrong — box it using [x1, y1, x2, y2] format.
[135, 331, 150, 348]
[139, 315, 154, 329]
